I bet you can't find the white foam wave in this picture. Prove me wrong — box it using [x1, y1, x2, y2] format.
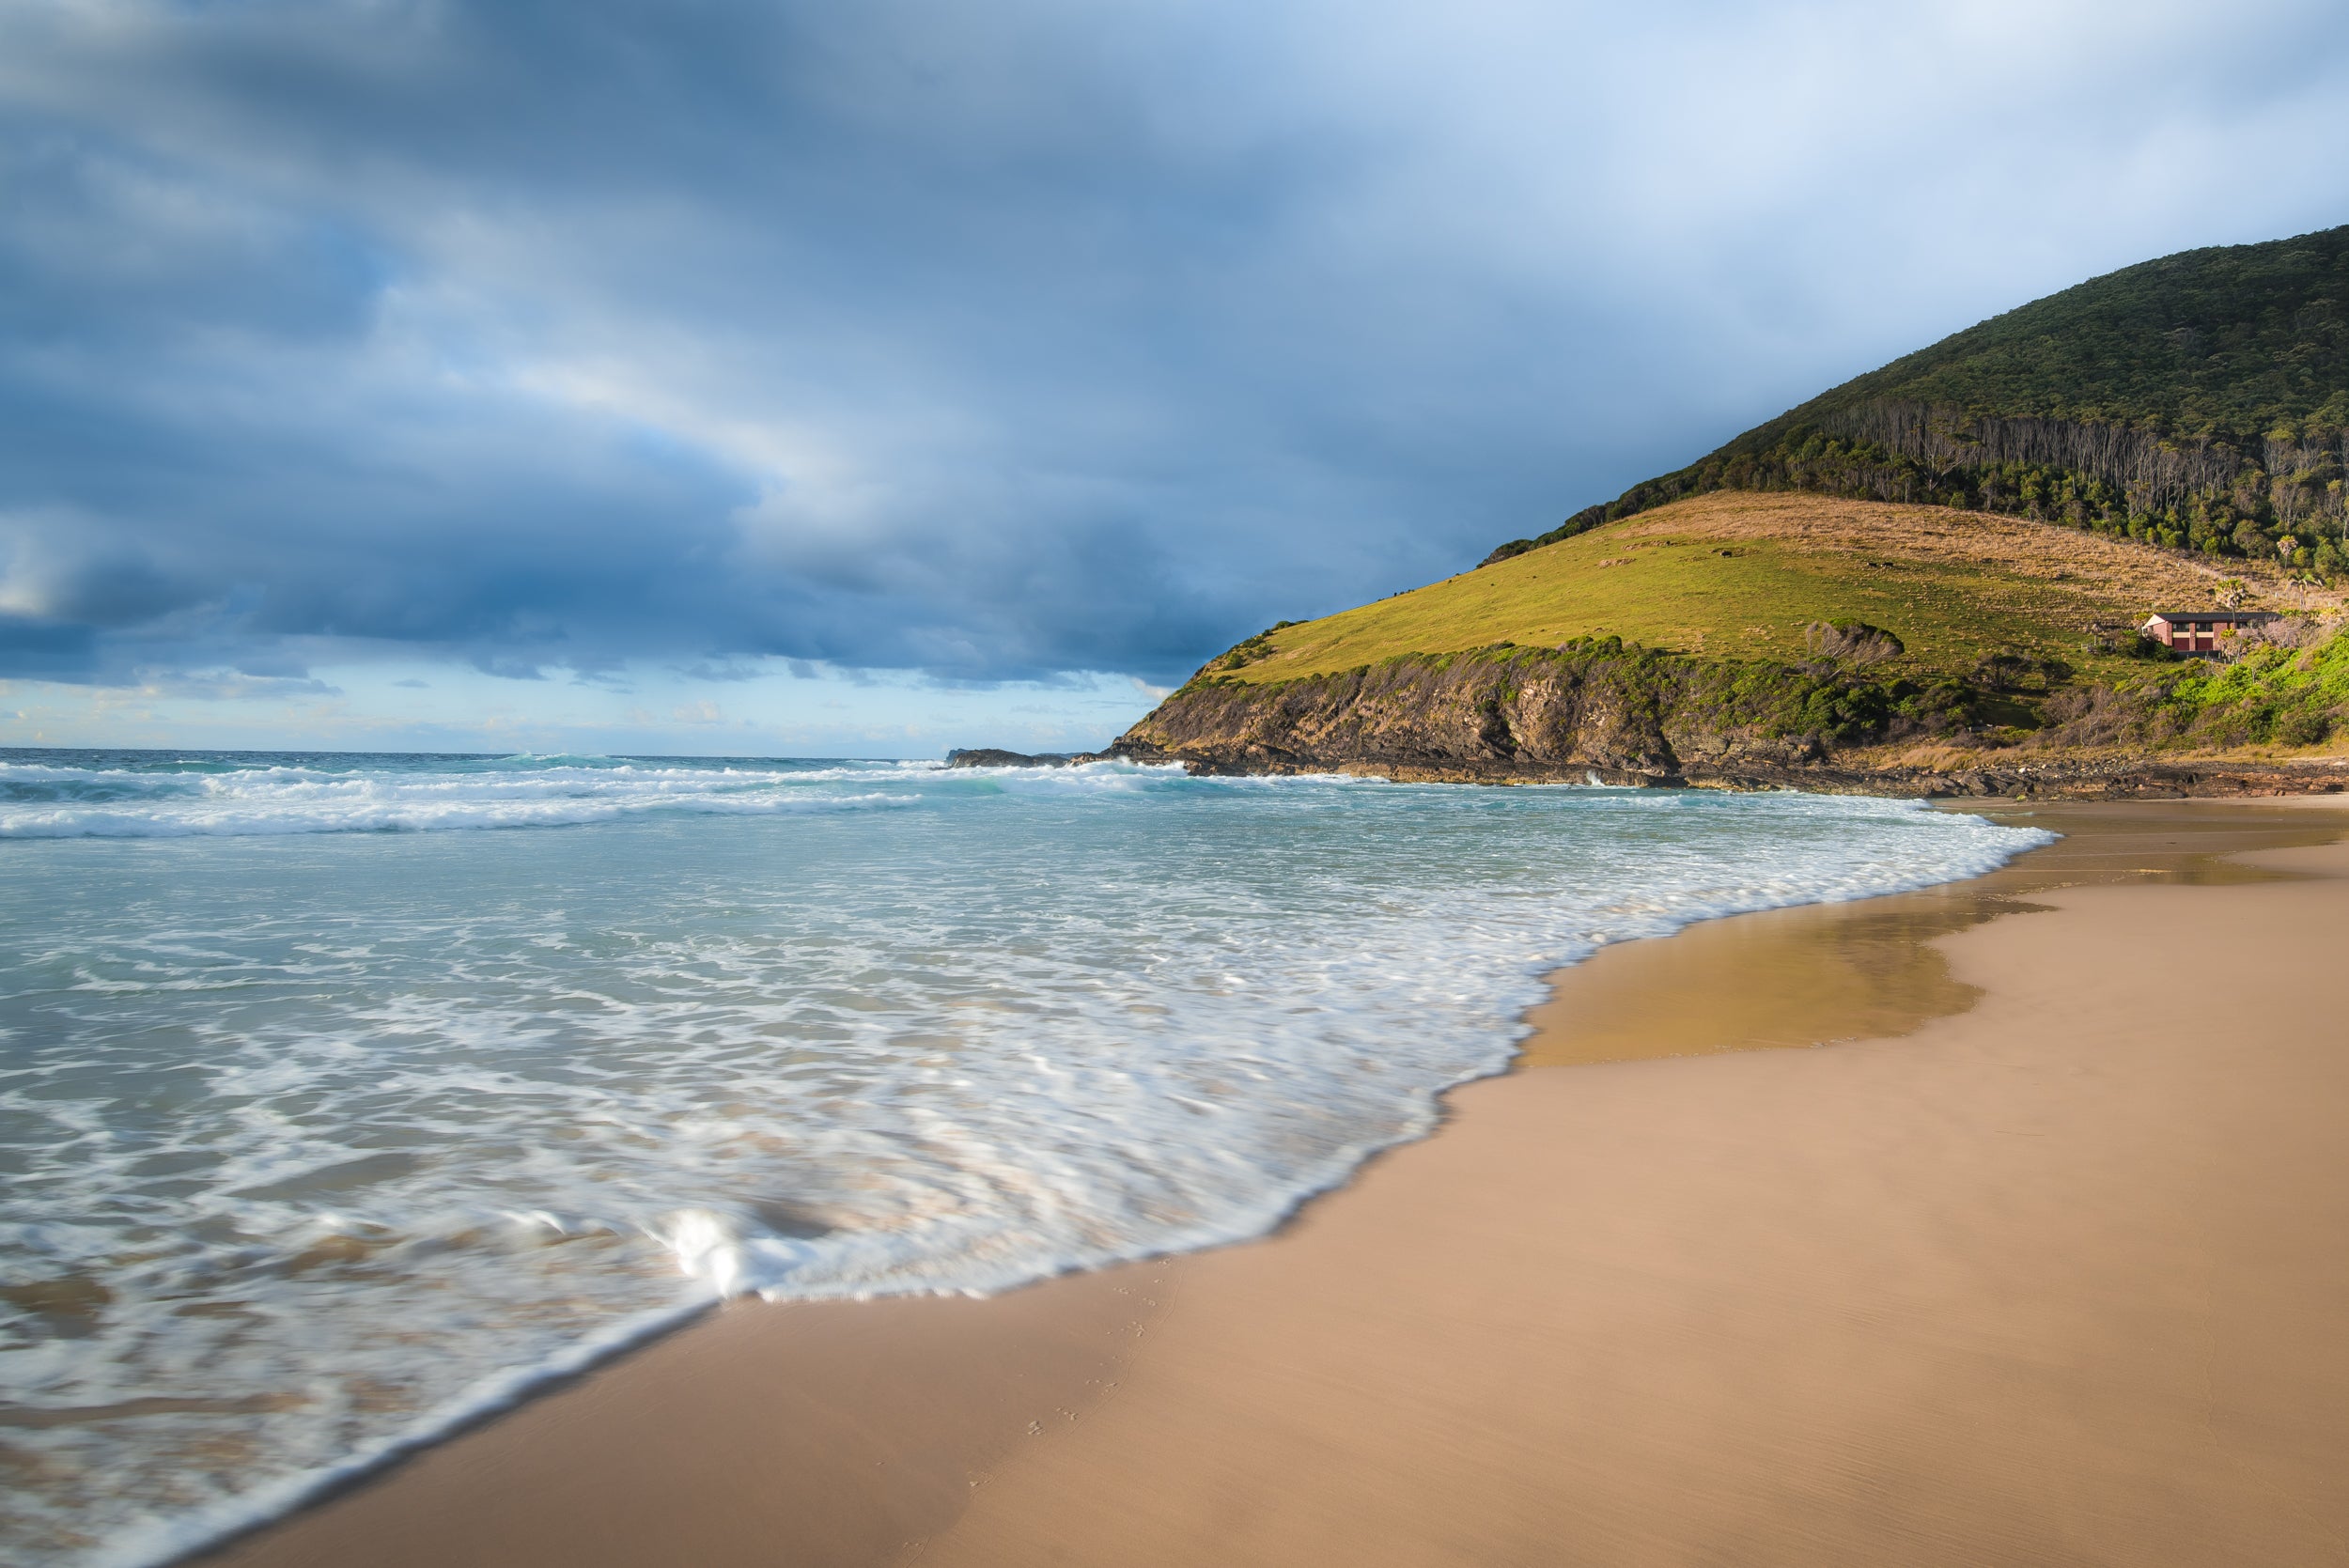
[0, 755, 924, 838]
[0, 789, 915, 838]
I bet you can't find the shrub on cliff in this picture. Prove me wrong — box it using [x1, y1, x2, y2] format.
[2154, 619, 2349, 747]
[2031, 618, 2349, 750]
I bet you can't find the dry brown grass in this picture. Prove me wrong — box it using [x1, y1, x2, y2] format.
[1616, 492, 2341, 615]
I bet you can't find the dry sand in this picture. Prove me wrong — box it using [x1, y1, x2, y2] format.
[203, 800, 2349, 1568]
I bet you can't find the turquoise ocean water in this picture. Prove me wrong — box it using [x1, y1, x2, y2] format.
[0, 750, 2051, 1563]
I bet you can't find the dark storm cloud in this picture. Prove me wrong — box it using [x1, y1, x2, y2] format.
[3, 1, 2348, 687]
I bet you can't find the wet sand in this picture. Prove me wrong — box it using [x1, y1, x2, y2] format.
[202, 800, 2349, 1567]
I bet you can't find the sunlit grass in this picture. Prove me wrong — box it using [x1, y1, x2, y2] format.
[1229, 492, 2334, 686]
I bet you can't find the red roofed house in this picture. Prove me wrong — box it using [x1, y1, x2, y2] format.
[2140, 610, 2278, 656]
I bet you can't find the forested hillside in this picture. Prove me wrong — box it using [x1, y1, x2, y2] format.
[1487, 225, 2349, 571]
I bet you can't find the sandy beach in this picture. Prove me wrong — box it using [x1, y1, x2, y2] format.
[201, 799, 2349, 1568]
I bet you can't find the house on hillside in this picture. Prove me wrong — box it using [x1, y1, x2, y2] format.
[2141, 609, 2278, 656]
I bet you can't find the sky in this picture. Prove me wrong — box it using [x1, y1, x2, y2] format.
[4, 0, 2349, 757]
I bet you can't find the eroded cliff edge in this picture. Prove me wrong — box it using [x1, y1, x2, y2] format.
[1104, 641, 2349, 799]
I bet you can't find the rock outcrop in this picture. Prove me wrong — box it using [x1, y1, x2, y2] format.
[1103, 644, 2349, 800]
[943, 749, 1102, 768]
[1112, 643, 1896, 785]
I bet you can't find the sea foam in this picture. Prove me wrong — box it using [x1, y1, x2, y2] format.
[0, 754, 921, 837]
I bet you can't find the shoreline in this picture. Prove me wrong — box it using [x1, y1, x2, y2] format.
[960, 741, 2349, 801]
[194, 798, 2349, 1567]
[1143, 747, 2349, 800]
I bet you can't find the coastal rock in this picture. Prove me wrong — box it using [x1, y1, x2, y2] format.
[1111, 644, 1856, 786]
[1106, 647, 2349, 800]
[942, 748, 1102, 768]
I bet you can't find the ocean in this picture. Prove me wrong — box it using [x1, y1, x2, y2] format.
[0, 750, 2052, 1564]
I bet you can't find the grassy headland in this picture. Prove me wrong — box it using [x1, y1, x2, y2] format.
[1104, 226, 2349, 794]
[1220, 492, 2334, 695]
[1123, 490, 2349, 784]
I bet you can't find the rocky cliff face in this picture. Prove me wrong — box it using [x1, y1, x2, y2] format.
[1108, 643, 2349, 800]
[1113, 643, 1885, 785]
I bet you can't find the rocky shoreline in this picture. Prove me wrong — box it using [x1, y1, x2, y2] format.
[1119, 742, 2346, 800]
[949, 640, 2349, 800]
[950, 739, 2348, 800]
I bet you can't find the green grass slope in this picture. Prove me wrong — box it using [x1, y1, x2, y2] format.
[1226, 492, 2337, 698]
